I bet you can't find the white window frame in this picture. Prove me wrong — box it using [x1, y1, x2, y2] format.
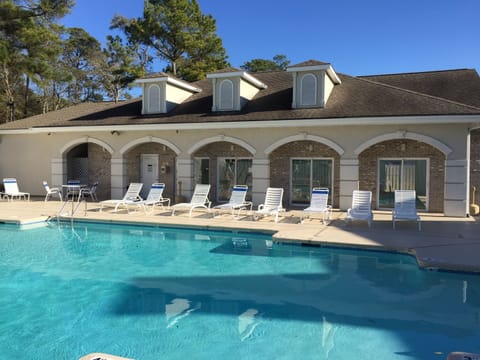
[147, 84, 161, 113]
[219, 79, 234, 110]
[300, 73, 317, 106]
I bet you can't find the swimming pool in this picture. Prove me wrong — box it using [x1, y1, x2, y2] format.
[0, 221, 478, 359]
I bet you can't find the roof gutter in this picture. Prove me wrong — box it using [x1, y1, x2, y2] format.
[1, 114, 480, 135]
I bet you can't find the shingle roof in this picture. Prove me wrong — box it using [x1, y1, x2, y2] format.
[1, 67, 479, 130]
[360, 69, 480, 108]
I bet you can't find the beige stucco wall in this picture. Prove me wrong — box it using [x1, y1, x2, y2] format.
[0, 120, 472, 215]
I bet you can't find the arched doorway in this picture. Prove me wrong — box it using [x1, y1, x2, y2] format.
[358, 139, 445, 212]
[269, 140, 341, 208]
[65, 142, 111, 200]
[123, 142, 177, 201]
[192, 141, 254, 203]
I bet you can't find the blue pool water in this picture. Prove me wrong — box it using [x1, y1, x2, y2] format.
[0, 222, 479, 360]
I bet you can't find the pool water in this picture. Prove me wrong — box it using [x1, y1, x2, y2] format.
[0, 222, 479, 360]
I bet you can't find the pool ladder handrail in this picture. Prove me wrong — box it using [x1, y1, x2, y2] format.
[57, 189, 88, 224]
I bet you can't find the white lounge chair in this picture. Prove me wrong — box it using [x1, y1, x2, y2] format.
[171, 184, 211, 217]
[301, 187, 332, 224]
[99, 182, 143, 213]
[345, 190, 373, 227]
[213, 185, 252, 217]
[392, 190, 421, 231]
[2, 178, 30, 201]
[254, 187, 285, 223]
[126, 183, 171, 214]
[43, 181, 62, 202]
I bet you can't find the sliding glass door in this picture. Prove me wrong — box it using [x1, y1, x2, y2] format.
[217, 158, 252, 201]
[378, 159, 428, 210]
[291, 158, 333, 205]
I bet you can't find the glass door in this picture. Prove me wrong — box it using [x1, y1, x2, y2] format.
[217, 158, 252, 201]
[291, 159, 333, 205]
[378, 159, 428, 210]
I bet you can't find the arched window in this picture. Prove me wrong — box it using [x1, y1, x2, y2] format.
[300, 74, 317, 106]
[219, 80, 234, 110]
[148, 84, 161, 113]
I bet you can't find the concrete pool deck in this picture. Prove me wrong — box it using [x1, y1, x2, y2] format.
[0, 198, 479, 273]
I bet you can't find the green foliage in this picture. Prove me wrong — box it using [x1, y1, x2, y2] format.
[98, 35, 145, 102]
[241, 54, 291, 72]
[0, 0, 74, 121]
[112, 0, 229, 81]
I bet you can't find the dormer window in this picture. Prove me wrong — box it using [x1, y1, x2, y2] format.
[287, 60, 341, 109]
[219, 79, 234, 110]
[147, 84, 161, 113]
[135, 72, 201, 115]
[300, 74, 317, 106]
[207, 68, 267, 112]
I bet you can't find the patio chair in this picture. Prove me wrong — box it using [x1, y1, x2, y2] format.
[212, 185, 252, 218]
[392, 190, 421, 231]
[81, 181, 98, 201]
[301, 187, 332, 224]
[253, 187, 285, 223]
[42, 181, 62, 202]
[345, 190, 373, 227]
[171, 184, 211, 217]
[126, 183, 171, 214]
[99, 182, 143, 213]
[2, 178, 30, 201]
[66, 179, 81, 199]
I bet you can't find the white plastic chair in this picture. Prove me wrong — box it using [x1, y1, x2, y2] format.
[126, 183, 171, 214]
[392, 190, 421, 231]
[345, 190, 373, 227]
[99, 183, 143, 213]
[213, 185, 252, 217]
[171, 184, 211, 217]
[301, 187, 332, 224]
[43, 181, 62, 202]
[254, 187, 285, 223]
[2, 178, 30, 201]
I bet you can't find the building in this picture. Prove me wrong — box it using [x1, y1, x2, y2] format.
[1, 60, 479, 216]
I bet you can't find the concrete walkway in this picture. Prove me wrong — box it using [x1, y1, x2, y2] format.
[0, 199, 479, 273]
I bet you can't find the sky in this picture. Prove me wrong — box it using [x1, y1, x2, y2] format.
[61, 0, 480, 77]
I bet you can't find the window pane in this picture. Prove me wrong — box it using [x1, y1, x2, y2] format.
[236, 159, 252, 200]
[292, 159, 311, 204]
[301, 74, 316, 106]
[218, 159, 235, 201]
[379, 159, 427, 210]
[312, 159, 332, 202]
[220, 80, 233, 110]
[194, 158, 209, 185]
[404, 160, 427, 210]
